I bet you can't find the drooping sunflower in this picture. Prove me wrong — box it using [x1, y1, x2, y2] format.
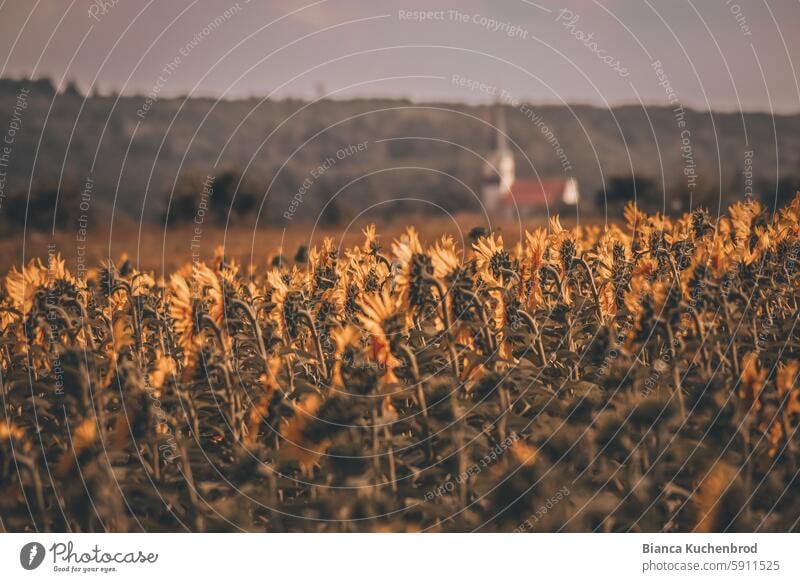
[267, 266, 308, 343]
[148, 349, 178, 396]
[130, 271, 156, 298]
[597, 281, 618, 320]
[426, 234, 462, 329]
[353, 241, 390, 284]
[741, 225, 770, 266]
[623, 200, 649, 242]
[315, 284, 346, 356]
[623, 275, 668, 342]
[473, 233, 515, 287]
[430, 237, 481, 343]
[547, 216, 578, 276]
[167, 273, 200, 357]
[358, 290, 404, 384]
[471, 234, 510, 355]
[729, 199, 763, 248]
[309, 237, 339, 297]
[430, 235, 460, 281]
[362, 223, 381, 256]
[392, 226, 435, 315]
[329, 324, 362, 389]
[245, 355, 284, 446]
[690, 208, 714, 240]
[520, 227, 548, 309]
[191, 262, 224, 325]
[705, 232, 734, 279]
[590, 228, 632, 313]
[5, 258, 46, 315]
[46, 253, 84, 288]
[585, 240, 617, 320]
[280, 393, 328, 472]
[774, 193, 800, 254]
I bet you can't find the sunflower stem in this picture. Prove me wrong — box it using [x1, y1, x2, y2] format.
[540, 264, 564, 300]
[665, 322, 686, 419]
[399, 343, 435, 463]
[422, 274, 460, 377]
[298, 309, 328, 380]
[517, 310, 548, 367]
[577, 255, 603, 323]
[231, 299, 271, 374]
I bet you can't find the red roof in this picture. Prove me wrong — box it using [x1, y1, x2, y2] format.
[504, 179, 567, 208]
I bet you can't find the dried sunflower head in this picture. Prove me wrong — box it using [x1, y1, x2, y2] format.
[473, 233, 515, 286]
[729, 199, 763, 248]
[309, 237, 339, 296]
[358, 290, 404, 384]
[267, 267, 308, 342]
[547, 216, 577, 274]
[624, 200, 649, 238]
[362, 223, 381, 255]
[518, 227, 549, 309]
[392, 226, 435, 314]
[279, 393, 327, 472]
[191, 262, 224, 324]
[5, 258, 46, 315]
[130, 271, 156, 297]
[148, 350, 177, 394]
[167, 273, 205, 363]
[430, 235, 460, 281]
[329, 325, 361, 388]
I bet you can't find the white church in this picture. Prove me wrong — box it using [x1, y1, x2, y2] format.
[482, 105, 579, 216]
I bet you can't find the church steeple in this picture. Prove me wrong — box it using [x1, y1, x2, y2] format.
[492, 103, 509, 151]
[482, 103, 515, 213]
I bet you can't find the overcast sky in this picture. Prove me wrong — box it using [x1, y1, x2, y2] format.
[1, 0, 799, 112]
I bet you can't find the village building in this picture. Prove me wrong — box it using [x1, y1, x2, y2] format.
[481, 105, 579, 216]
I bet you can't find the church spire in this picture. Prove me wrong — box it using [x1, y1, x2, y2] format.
[496, 103, 509, 152]
[482, 102, 515, 213]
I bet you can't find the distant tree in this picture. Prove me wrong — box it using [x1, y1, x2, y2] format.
[758, 175, 799, 210]
[3, 184, 78, 231]
[0, 77, 55, 96]
[209, 170, 259, 223]
[596, 175, 657, 211]
[162, 169, 260, 225]
[319, 197, 345, 226]
[163, 172, 205, 226]
[31, 77, 57, 95]
[62, 80, 82, 98]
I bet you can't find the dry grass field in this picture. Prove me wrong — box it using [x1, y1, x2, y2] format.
[0, 211, 561, 274]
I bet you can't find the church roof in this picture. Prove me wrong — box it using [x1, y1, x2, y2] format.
[504, 178, 568, 208]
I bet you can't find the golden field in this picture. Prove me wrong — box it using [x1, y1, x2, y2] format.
[1, 196, 799, 532]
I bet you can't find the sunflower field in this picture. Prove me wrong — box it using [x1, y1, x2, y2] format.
[1, 194, 800, 533]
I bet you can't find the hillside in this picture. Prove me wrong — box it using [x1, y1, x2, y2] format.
[1, 78, 798, 229]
